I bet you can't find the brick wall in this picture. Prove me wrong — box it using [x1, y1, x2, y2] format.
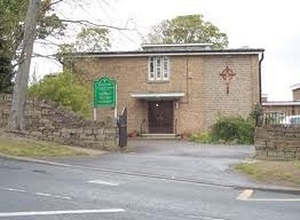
[0, 94, 118, 151]
[255, 126, 300, 159]
[67, 53, 259, 134]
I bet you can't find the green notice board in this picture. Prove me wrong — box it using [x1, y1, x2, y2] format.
[93, 77, 116, 108]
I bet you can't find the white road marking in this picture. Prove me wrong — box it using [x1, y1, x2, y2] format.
[3, 188, 26, 193]
[0, 209, 126, 217]
[52, 195, 73, 200]
[35, 192, 52, 197]
[1, 187, 71, 200]
[35, 192, 72, 200]
[87, 179, 120, 186]
[236, 189, 254, 200]
[201, 217, 226, 220]
[237, 189, 300, 202]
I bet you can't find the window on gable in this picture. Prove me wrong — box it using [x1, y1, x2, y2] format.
[148, 56, 170, 82]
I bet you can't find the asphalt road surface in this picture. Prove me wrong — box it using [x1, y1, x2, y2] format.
[0, 140, 299, 219]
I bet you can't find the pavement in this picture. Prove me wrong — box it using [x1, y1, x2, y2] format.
[1, 139, 300, 194]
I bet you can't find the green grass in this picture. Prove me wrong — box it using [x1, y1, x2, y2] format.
[0, 136, 88, 157]
[234, 161, 300, 186]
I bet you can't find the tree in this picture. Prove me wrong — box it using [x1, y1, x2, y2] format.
[8, 0, 41, 131]
[0, 0, 27, 93]
[0, 37, 14, 93]
[0, 0, 27, 59]
[75, 27, 110, 52]
[0, 0, 66, 60]
[145, 14, 229, 49]
[0, 56, 14, 94]
[29, 71, 92, 117]
[0, 0, 66, 94]
[56, 27, 111, 64]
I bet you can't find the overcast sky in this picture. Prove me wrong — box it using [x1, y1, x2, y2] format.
[35, 0, 300, 101]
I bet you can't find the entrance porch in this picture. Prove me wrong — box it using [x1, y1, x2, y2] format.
[131, 92, 184, 135]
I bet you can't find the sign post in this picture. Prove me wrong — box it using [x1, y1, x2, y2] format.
[93, 77, 117, 121]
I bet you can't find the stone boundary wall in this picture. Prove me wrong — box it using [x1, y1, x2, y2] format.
[255, 126, 300, 159]
[0, 94, 118, 151]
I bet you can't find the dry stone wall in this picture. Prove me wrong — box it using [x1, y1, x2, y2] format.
[255, 126, 300, 159]
[0, 94, 118, 151]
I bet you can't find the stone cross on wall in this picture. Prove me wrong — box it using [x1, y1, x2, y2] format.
[220, 66, 236, 94]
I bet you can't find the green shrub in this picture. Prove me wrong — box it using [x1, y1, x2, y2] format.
[211, 116, 255, 144]
[190, 116, 255, 145]
[28, 71, 92, 118]
[190, 133, 213, 143]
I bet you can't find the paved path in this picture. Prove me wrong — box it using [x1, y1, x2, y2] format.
[42, 140, 259, 188]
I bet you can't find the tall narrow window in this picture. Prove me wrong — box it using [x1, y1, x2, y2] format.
[156, 58, 161, 80]
[163, 57, 169, 80]
[148, 56, 170, 82]
[149, 57, 154, 80]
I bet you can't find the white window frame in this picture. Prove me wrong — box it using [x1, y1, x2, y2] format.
[149, 57, 155, 81]
[148, 56, 170, 82]
[162, 56, 169, 81]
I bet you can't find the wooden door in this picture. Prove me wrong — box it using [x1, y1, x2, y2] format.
[148, 101, 174, 133]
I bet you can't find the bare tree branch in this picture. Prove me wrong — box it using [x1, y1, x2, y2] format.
[33, 52, 56, 58]
[60, 19, 137, 31]
[43, 0, 64, 11]
[35, 38, 62, 47]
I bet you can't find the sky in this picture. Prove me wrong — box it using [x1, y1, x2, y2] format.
[34, 0, 300, 101]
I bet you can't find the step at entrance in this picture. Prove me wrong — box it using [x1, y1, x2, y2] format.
[140, 133, 179, 140]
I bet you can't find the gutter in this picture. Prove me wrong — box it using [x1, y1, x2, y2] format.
[66, 49, 264, 59]
[258, 52, 264, 104]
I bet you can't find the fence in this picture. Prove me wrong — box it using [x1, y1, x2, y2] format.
[262, 111, 300, 126]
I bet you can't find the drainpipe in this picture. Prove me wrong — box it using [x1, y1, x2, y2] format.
[179, 55, 190, 105]
[185, 55, 189, 103]
[258, 51, 264, 104]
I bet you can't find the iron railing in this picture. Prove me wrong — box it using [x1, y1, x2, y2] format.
[263, 111, 300, 126]
[140, 119, 146, 135]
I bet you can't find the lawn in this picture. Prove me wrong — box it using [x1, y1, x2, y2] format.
[235, 160, 300, 188]
[0, 135, 88, 157]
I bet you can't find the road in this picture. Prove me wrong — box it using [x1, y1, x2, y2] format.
[0, 140, 299, 219]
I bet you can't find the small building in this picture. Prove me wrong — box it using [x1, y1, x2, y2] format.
[262, 84, 300, 117]
[291, 83, 300, 101]
[262, 101, 300, 116]
[65, 43, 264, 135]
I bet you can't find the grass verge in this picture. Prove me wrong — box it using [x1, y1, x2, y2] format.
[234, 160, 300, 187]
[0, 136, 88, 157]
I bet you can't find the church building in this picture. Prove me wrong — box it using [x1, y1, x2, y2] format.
[65, 43, 264, 136]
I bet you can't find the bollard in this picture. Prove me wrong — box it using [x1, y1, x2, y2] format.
[118, 107, 127, 149]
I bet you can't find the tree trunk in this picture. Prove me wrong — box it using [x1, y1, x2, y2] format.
[8, 0, 41, 131]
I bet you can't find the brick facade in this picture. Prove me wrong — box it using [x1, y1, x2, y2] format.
[66, 45, 263, 135]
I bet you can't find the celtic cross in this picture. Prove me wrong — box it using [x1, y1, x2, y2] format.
[220, 66, 236, 94]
